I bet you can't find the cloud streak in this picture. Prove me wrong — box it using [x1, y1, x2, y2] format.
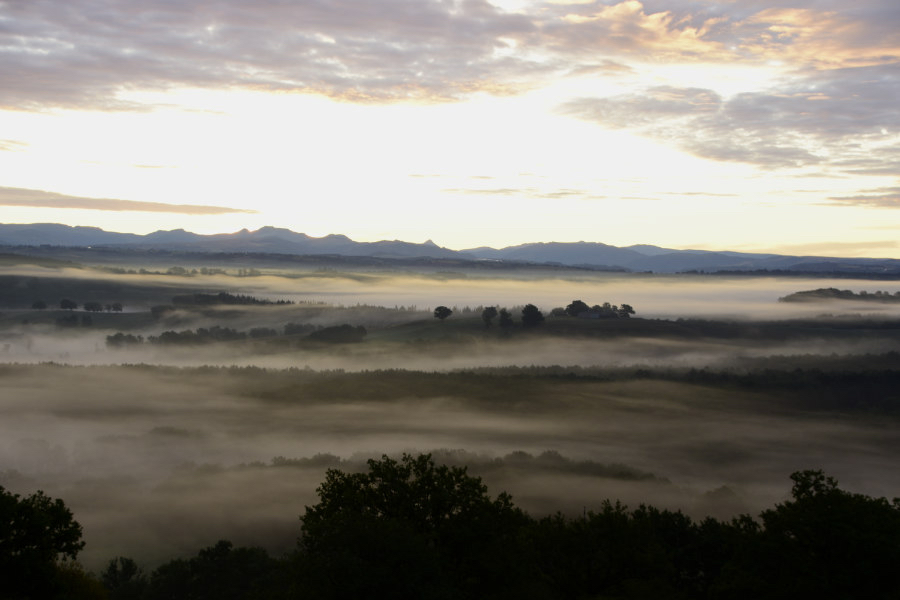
[0, 186, 256, 215]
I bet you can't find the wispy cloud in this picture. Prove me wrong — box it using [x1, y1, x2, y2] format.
[561, 63, 900, 172]
[0, 139, 28, 152]
[442, 186, 606, 200]
[0, 186, 256, 215]
[770, 239, 899, 257]
[826, 187, 900, 209]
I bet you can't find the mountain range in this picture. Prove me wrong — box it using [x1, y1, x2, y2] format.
[2, 223, 900, 275]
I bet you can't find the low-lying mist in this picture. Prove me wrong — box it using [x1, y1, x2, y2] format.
[1, 363, 898, 571]
[3, 265, 900, 573]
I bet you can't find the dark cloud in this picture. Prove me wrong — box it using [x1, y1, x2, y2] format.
[0, 186, 256, 214]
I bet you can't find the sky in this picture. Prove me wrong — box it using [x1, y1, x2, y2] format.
[1, 0, 899, 256]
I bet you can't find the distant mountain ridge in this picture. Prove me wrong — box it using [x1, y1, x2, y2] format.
[2, 223, 900, 275]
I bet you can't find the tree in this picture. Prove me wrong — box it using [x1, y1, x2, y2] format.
[0, 486, 85, 599]
[433, 305, 452, 321]
[565, 299, 590, 317]
[481, 306, 498, 328]
[102, 557, 148, 600]
[83, 301, 103, 312]
[308, 324, 367, 343]
[521, 303, 545, 327]
[618, 303, 635, 318]
[144, 540, 289, 600]
[299, 454, 531, 599]
[750, 470, 900, 599]
[60, 298, 77, 310]
[498, 308, 514, 329]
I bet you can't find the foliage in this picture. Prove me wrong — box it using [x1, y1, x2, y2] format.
[0, 485, 85, 599]
[299, 453, 532, 599]
[481, 305, 498, 327]
[521, 303, 544, 327]
[748, 470, 900, 599]
[102, 556, 148, 600]
[60, 298, 77, 310]
[562, 298, 635, 319]
[149, 326, 248, 345]
[433, 305, 453, 321]
[19, 461, 898, 600]
[564, 299, 590, 316]
[106, 332, 144, 347]
[308, 324, 367, 343]
[780, 287, 900, 303]
[144, 540, 289, 600]
[171, 292, 293, 306]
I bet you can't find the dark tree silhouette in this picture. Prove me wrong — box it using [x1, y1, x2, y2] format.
[144, 540, 289, 600]
[521, 304, 545, 327]
[565, 299, 590, 317]
[433, 306, 452, 321]
[308, 324, 367, 343]
[750, 470, 900, 599]
[102, 557, 148, 600]
[0, 486, 85, 599]
[83, 301, 103, 312]
[299, 454, 530, 599]
[618, 303, 635, 318]
[498, 308, 514, 329]
[481, 306, 498, 327]
[60, 298, 77, 310]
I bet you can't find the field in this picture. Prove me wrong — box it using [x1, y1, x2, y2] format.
[2, 252, 900, 570]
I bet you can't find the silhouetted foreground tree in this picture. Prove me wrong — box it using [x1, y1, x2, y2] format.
[143, 540, 290, 600]
[297, 453, 534, 599]
[0, 485, 86, 599]
[21, 462, 893, 600]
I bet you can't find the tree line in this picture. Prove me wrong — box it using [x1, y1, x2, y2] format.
[32, 299, 124, 312]
[106, 323, 367, 347]
[434, 299, 636, 328]
[5, 454, 898, 599]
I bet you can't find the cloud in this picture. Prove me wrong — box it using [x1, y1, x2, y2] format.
[561, 63, 900, 171]
[0, 186, 256, 214]
[769, 239, 900, 257]
[442, 186, 606, 200]
[1, 0, 897, 117]
[732, 7, 900, 69]
[0, 139, 28, 152]
[0, 0, 540, 109]
[541, 0, 732, 60]
[826, 187, 900, 209]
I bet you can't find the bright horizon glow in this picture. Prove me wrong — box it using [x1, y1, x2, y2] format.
[1, 0, 899, 257]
